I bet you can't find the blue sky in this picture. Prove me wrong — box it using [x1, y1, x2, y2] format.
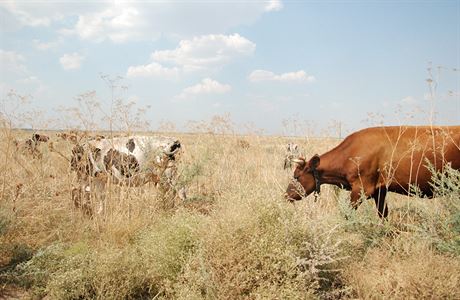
[0, 0, 459, 135]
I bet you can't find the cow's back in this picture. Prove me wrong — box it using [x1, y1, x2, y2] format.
[327, 126, 460, 195]
[348, 126, 460, 194]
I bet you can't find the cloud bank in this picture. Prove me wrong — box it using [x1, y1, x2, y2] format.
[1, 2, 283, 43]
[127, 34, 256, 78]
[59, 52, 85, 70]
[176, 78, 231, 100]
[249, 70, 316, 83]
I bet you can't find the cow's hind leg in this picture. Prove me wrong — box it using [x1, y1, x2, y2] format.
[372, 187, 388, 219]
[92, 173, 108, 216]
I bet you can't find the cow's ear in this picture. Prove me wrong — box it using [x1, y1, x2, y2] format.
[309, 154, 320, 169]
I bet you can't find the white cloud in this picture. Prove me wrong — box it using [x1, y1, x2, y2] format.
[249, 70, 315, 83]
[0, 50, 47, 96]
[127, 33, 255, 79]
[176, 78, 231, 100]
[126, 62, 180, 79]
[33, 39, 61, 51]
[0, 2, 53, 28]
[70, 6, 144, 43]
[1, 2, 281, 42]
[59, 52, 85, 70]
[153, 34, 256, 71]
[265, 0, 284, 12]
[0, 49, 28, 74]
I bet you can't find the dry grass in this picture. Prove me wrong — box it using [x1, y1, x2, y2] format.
[345, 238, 460, 299]
[0, 126, 459, 299]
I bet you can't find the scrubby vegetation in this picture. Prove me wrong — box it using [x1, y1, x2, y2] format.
[1, 126, 460, 299]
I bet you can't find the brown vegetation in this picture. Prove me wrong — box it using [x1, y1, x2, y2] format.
[0, 126, 459, 299]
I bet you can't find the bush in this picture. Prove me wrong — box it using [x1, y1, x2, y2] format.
[344, 239, 460, 299]
[173, 198, 350, 299]
[425, 164, 460, 255]
[16, 211, 203, 299]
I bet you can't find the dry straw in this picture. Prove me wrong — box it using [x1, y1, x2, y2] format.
[1, 69, 459, 299]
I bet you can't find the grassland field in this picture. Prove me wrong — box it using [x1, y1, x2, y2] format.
[0, 129, 459, 299]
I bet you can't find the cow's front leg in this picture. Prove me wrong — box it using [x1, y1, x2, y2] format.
[349, 181, 375, 210]
[350, 188, 363, 210]
[72, 183, 93, 217]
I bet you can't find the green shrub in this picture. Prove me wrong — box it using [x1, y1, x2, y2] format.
[0, 209, 10, 236]
[173, 198, 350, 299]
[426, 164, 460, 255]
[16, 211, 203, 299]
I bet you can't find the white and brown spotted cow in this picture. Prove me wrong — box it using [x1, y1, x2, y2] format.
[70, 135, 182, 215]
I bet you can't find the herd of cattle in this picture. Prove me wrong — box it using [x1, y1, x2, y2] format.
[15, 132, 184, 216]
[12, 125, 460, 218]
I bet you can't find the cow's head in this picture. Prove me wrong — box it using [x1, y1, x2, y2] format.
[285, 154, 321, 201]
[32, 133, 49, 143]
[70, 144, 85, 171]
[287, 143, 299, 153]
[71, 143, 103, 178]
[164, 140, 181, 161]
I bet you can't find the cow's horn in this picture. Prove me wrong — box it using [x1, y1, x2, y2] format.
[291, 158, 305, 164]
[164, 148, 179, 155]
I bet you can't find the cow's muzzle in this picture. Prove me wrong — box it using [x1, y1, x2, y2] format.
[164, 141, 181, 159]
[285, 183, 304, 202]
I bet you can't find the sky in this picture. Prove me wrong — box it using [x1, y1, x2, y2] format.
[0, 0, 459, 136]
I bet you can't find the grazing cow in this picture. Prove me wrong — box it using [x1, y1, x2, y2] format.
[58, 131, 104, 144]
[284, 142, 301, 170]
[237, 139, 250, 149]
[14, 133, 50, 158]
[285, 126, 460, 218]
[70, 135, 182, 215]
[59, 131, 109, 144]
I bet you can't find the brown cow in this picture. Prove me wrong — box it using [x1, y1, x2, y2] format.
[14, 133, 50, 158]
[285, 126, 460, 218]
[236, 139, 250, 149]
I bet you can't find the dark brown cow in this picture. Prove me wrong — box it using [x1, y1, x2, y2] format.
[236, 139, 250, 149]
[285, 126, 460, 218]
[14, 133, 50, 158]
